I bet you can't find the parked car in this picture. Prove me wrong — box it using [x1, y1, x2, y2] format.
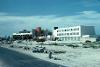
[24, 46, 30, 50]
[10, 45, 17, 48]
[32, 46, 46, 53]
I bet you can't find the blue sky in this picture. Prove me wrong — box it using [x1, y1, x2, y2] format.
[0, 0, 100, 36]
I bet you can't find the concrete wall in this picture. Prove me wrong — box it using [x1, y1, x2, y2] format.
[81, 26, 95, 36]
[53, 25, 96, 43]
[80, 37, 96, 42]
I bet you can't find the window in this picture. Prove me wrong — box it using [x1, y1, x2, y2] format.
[71, 29, 73, 31]
[65, 37, 67, 41]
[77, 28, 79, 30]
[67, 33, 69, 35]
[61, 37, 64, 41]
[71, 37, 73, 40]
[64, 33, 66, 35]
[61, 33, 63, 35]
[58, 33, 61, 36]
[65, 33, 67, 35]
[62, 30, 65, 32]
[67, 37, 70, 40]
[67, 29, 70, 31]
[74, 28, 76, 31]
[70, 33, 72, 35]
[76, 37, 80, 41]
[73, 33, 76, 35]
[76, 32, 79, 35]
[59, 33, 62, 36]
[73, 28, 79, 31]
[73, 37, 76, 40]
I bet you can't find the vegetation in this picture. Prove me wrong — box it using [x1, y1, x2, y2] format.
[83, 42, 100, 48]
[67, 44, 79, 48]
[53, 43, 58, 45]
[85, 40, 91, 43]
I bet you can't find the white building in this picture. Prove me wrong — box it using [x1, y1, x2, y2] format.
[53, 25, 96, 43]
[13, 32, 32, 36]
[12, 32, 32, 40]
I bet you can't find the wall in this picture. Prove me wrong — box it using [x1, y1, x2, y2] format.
[81, 26, 95, 36]
[80, 37, 96, 42]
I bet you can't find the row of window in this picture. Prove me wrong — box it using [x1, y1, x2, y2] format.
[57, 32, 79, 36]
[59, 37, 80, 41]
[57, 28, 79, 32]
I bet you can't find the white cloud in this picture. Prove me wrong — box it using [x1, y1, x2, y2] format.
[0, 11, 100, 26]
[79, 11, 97, 15]
[0, 10, 100, 35]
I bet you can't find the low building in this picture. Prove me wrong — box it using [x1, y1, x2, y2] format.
[53, 25, 96, 43]
[12, 30, 32, 40]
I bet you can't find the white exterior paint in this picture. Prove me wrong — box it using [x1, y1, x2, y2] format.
[13, 32, 32, 36]
[80, 37, 96, 42]
[53, 25, 96, 43]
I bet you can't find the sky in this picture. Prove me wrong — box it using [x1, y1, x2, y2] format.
[0, 0, 100, 36]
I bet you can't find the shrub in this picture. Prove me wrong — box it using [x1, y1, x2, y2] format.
[85, 40, 91, 43]
[53, 43, 58, 45]
[67, 44, 79, 48]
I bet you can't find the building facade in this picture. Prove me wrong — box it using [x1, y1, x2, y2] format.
[12, 30, 32, 40]
[53, 25, 96, 42]
[32, 27, 52, 40]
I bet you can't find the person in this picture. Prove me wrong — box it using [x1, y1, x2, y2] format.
[49, 51, 52, 59]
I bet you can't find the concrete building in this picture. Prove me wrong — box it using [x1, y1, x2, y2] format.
[32, 27, 52, 40]
[12, 30, 32, 40]
[53, 25, 96, 43]
[32, 27, 42, 39]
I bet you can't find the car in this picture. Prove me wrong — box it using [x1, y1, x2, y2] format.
[24, 46, 30, 50]
[32, 46, 46, 53]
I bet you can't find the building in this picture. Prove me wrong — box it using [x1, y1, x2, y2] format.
[13, 30, 32, 40]
[53, 25, 96, 43]
[32, 27, 52, 40]
[32, 27, 42, 39]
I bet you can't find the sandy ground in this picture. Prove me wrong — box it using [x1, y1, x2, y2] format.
[2, 41, 100, 67]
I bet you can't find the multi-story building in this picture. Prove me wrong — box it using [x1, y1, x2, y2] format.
[12, 30, 32, 40]
[32, 27, 52, 40]
[53, 25, 96, 42]
[32, 27, 42, 38]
